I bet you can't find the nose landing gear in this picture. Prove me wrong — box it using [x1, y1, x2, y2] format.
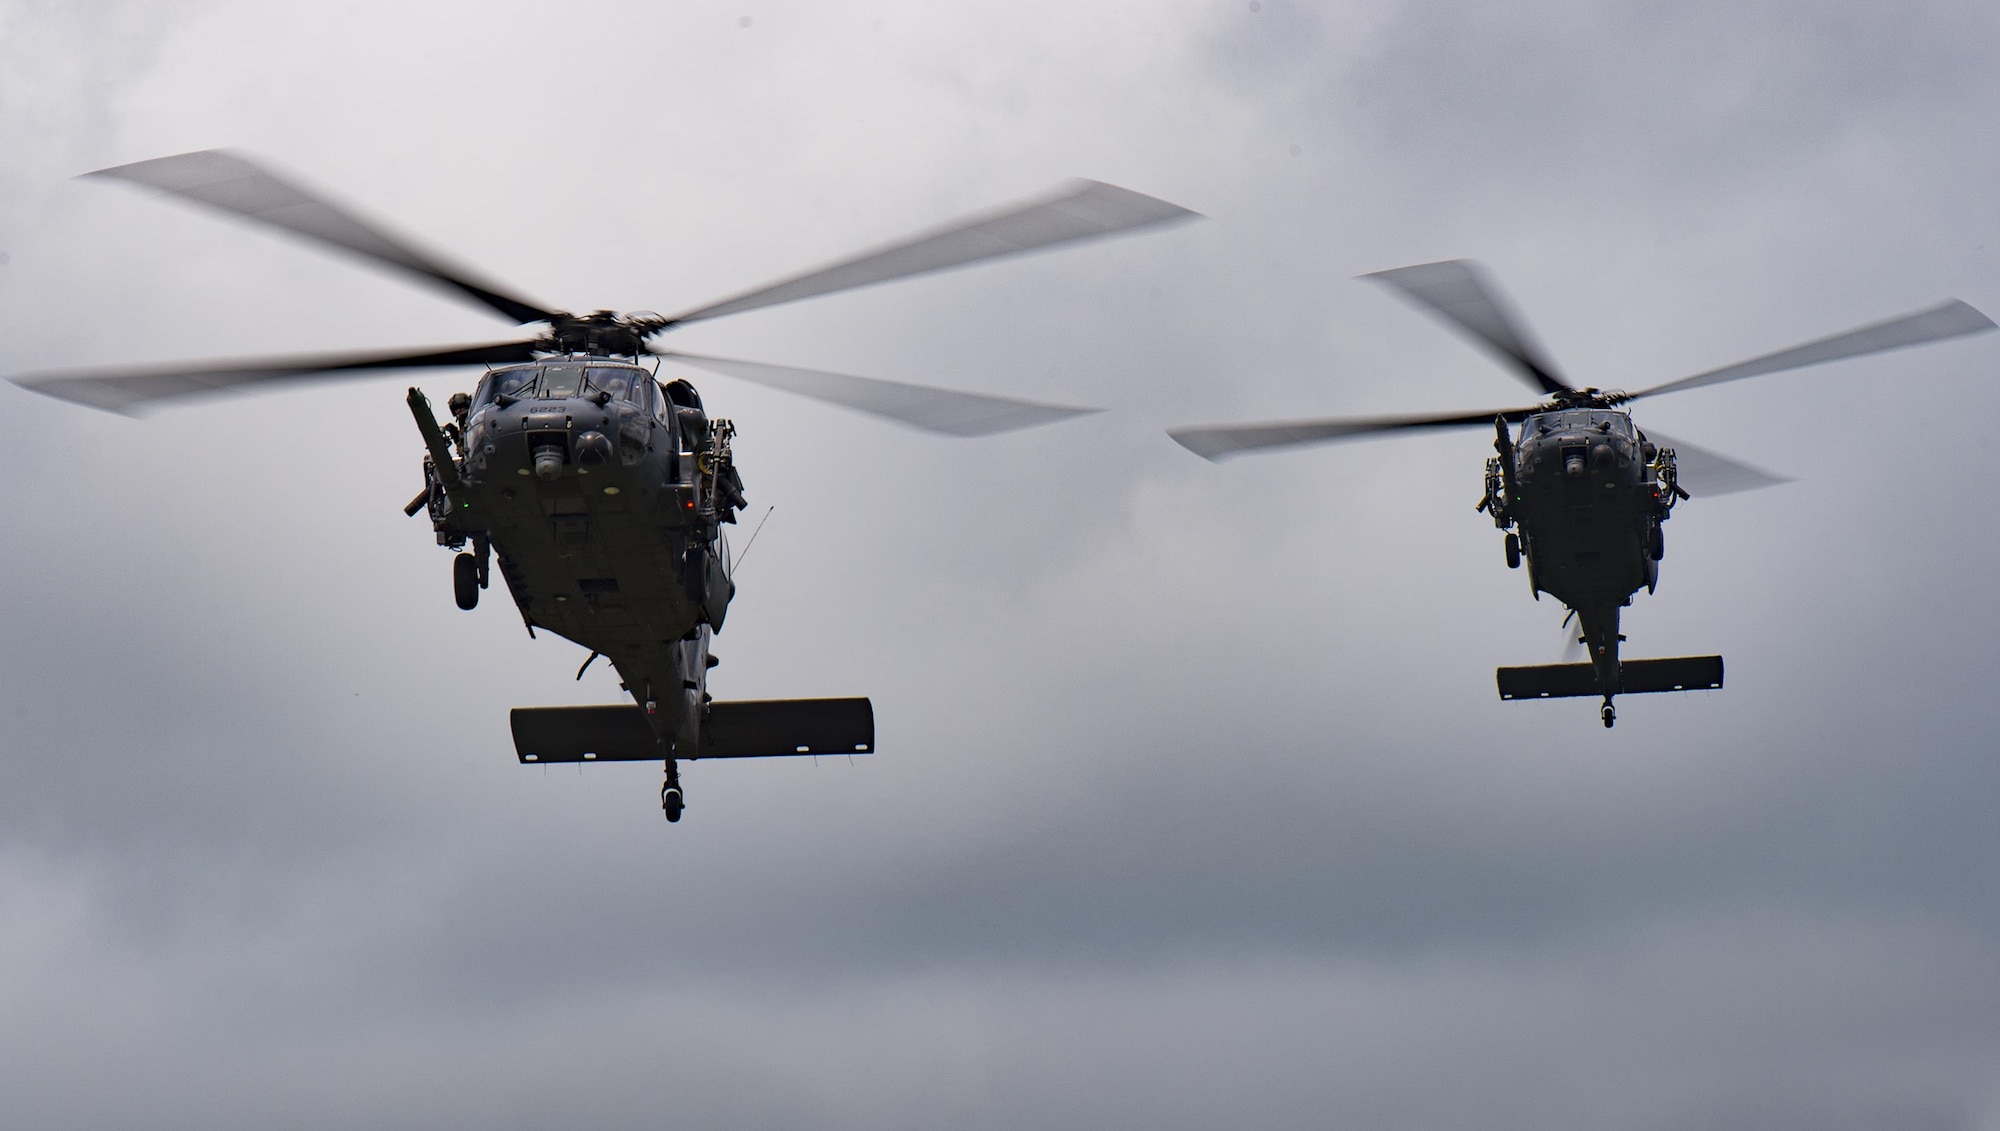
[452, 537, 490, 611]
[1600, 700, 1616, 728]
[453, 551, 480, 610]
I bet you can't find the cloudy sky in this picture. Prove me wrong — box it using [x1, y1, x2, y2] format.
[3, 0, 1999, 1126]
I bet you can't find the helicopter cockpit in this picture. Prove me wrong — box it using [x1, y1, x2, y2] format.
[474, 364, 656, 409]
[1526, 408, 1633, 437]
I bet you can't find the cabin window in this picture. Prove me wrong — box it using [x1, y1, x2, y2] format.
[663, 378, 702, 411]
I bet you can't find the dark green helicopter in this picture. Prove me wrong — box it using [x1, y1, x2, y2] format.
[14, 150, 1195, 818]
[1170, 260, 1993, 727]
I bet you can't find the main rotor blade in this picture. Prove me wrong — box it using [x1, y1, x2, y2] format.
[661, 180, 1197, 327]
[1628, 299, 1995, 401]
[13, 340, 541, 414]
[90, 150, 559, 325]
[1557, 610, 1585, 663]
[657, 351, 1099, 436]
[1642, 429, 1793, 497]
[1364, 260, 1572, 396]
[1169, 407, 1532, 462]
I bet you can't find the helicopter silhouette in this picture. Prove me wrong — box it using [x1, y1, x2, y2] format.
[1170, 259, 1993, 727]
[14, 150, 1196, 818]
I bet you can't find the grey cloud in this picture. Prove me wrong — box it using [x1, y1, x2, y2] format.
[2, 0, 2000, 1127]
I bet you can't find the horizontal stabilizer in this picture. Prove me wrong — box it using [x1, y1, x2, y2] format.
[513, 705, 659, 762]
[701, 698, 874, 759]
[511, 698, 874, 763]
[1617, 656, 1724, 695]
[1497, 656, 1724, 701]
[1496, 662, 1600, 700]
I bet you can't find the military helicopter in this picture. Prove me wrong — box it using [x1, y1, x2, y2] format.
[1169, 260, 1993, 727]
[13, 150, 1195, 817]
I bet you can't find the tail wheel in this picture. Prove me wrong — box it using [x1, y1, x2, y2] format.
[453, 552, 480, 610]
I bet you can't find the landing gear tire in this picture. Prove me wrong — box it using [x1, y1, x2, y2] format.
[661, 784, 684, 822]
[1646, 525, 1665, 562]
[1504, 532, 1521, 569]
[1600, 702, 1616, 729]
[453, 552, 480, 610]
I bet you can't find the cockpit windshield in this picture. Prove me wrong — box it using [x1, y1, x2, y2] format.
[539, 365, 584, 398]
[476, 366, 540, 405]
[476, 363, 653, 406]
[1531, 409, 1633, 436]
[585, 367, 645, 403]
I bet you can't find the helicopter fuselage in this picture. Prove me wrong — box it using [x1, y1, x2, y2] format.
[1486, 406, 1678, 692]
[414, 357, 742, 758]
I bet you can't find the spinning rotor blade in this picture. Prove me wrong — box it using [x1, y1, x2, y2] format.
[1365, 260, 1572, 396]
[14, 340, 542, 414]
[1628, 299, 1994, 400]
[90, 150, 558, 325]
[1557, 611, 1585, 662]
[661, 180, 1197, 327]
[1642, 429, 1793, 497]
[658, 351, 1099, 436]
[1169, 407, 1532, 461]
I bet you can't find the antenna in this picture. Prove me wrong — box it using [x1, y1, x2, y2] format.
[729, 506, 776, 578]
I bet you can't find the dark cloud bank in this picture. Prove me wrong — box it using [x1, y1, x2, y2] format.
[2, 1, 1999, 1127]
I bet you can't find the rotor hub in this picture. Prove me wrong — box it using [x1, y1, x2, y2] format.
[1548, 387, 1619, 409]
[544, 311, 667, 358]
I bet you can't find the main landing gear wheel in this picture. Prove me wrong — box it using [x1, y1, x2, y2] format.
[1504, 532, 1521, 569]
[1601, 702, 1617, 729]
[453, 551, 479, 610]
[661, 783, 684, 822]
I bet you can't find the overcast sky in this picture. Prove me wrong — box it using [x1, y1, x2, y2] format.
[3, 1, 2000, 1127]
